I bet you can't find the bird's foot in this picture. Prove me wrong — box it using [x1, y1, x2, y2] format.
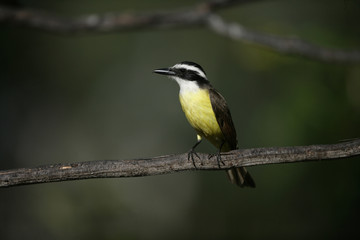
[208, 152, 225, 168]
[188, 149, 200, 169]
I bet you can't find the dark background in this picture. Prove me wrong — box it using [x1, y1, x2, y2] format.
[1, 0, 360, 239]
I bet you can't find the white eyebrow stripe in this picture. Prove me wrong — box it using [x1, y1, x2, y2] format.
[173, 63, 207, 79]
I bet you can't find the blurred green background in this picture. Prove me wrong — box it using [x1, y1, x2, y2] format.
[1, 0, 360, 239]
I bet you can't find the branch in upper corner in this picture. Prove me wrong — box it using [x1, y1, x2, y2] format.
[0, 2, 359, 63]
[0, 6, 205, 32]
[206, 15, 360, 63]
[0, 0, 242, 32]
[0, 139, 359, 188]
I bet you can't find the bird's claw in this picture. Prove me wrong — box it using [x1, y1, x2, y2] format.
[188, 149, 200, 169]
[208, 152, 225, 168]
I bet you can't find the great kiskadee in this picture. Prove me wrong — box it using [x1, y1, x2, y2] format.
[154, 61, 255, 187]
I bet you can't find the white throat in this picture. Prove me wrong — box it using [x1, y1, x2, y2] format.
[172, 77, 201, 94]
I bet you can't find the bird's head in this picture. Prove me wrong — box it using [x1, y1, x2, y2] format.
[154, 61, 210, 91]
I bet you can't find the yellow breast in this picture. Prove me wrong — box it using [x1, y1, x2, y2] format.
[179, 89, 224, 148]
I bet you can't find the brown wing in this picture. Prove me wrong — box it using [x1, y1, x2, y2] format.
[209, 88, 238, 150]
[209, 88, 255, 187]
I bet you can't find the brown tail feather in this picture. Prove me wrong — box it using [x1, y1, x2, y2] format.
[226, 167, 256, 188]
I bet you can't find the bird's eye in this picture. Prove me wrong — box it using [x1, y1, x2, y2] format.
[175, 68, 186, 77]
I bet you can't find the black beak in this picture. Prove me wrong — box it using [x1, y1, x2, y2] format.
[153, 68, 176, 76]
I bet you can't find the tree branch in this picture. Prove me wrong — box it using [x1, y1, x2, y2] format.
[0, 0, 245, 32]
[0, 1, 359, 63]
[1, 139, 359, 188]
[206, 15, 360, 63]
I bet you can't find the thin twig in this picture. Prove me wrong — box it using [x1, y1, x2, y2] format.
[0, 0, 239, 32]
[1, 139, 359, 188]
[206, 14, 360, 63]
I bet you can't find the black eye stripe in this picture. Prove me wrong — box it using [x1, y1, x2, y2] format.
[174, 68, 207, 82]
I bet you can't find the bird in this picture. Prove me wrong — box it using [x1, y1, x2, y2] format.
[153, 61, 255, 188]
